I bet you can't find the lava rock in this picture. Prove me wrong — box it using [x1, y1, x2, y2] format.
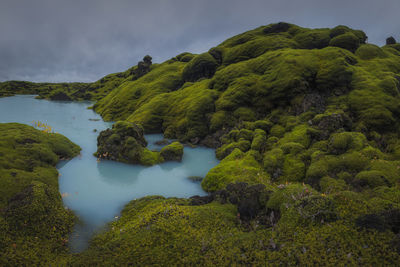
[96, 121, 150, 164]
[263, 22, 291, 34]
[386, 36, 397, 45]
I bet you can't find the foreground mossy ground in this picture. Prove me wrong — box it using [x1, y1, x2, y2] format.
[0, 123, 80, 266]
[1, 22, 400, 265]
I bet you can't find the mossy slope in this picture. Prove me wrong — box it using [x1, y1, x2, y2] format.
[0, 123, 80, 266]
[2, 22, 400, 265]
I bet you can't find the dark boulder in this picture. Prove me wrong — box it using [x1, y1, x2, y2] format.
[132, 55, 153, 80]
[263, 22, 291, 34]
[96, 121, 150, 164]
[296, 93, 325, 115]
[386, 36, 397, 45]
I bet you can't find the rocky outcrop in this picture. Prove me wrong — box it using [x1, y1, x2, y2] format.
[96, 121, 161, 165]
[96, 121, 184, 165]
[386, 36, 397, 45]
[131, 55, 153, 80]
[160, 142, 184, 162]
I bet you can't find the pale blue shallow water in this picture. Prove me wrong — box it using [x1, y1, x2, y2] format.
[0, 95, 219, 252]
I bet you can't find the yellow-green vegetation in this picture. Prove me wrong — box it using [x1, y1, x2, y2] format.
[160, 141, 184, 161]
[2, 22, 400, 265]
[0, 123, 80, 266]
[74, 184, 399, 266]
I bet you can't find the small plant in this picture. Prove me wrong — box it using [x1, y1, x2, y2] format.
[32, 121, 55, 133]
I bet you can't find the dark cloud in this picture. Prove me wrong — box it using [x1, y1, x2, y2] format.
[1, 0, 399, 82]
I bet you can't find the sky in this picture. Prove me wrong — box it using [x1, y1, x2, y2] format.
[1, 0, 399, 83]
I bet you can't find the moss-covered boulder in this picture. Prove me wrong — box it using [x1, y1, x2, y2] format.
[160, 141, 184, 162]
[96, 121, 162, 165]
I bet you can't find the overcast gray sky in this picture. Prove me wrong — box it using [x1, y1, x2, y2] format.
[1, 0, 399, 82]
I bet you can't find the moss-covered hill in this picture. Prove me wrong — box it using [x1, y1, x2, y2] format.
[0, 123, 80, 266]
[2, 22, 400, 265]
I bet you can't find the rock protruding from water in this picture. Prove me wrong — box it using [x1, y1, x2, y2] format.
[96, 121, 185, 165]
[96, 121, 161, 165]
[160, 141, 184, 162]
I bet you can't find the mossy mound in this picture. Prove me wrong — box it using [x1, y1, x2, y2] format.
[160, 141, 184, 162]
[96, 121, 184, 165]
[96, 121, 163, 165]
[0, 123, 80, 265]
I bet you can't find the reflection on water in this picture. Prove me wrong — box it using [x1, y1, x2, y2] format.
[0, 95, 219, 252]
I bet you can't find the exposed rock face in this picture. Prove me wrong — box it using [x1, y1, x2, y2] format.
[132, 55, 152, 80]
[96, 121, 149, 163]
[49, 91, 72, 101]
[200, 128, 231, 148]
[296, 93, 325, 115]
[386, 36, 397, 45]
[160, 142, 184, 162]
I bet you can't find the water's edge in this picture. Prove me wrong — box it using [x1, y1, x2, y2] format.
[0, 95, 219, 252]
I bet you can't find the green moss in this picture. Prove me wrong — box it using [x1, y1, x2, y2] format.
[160, 141, 184, 162]
[294, 29, 331, 49]
[278, 124, 311, 148]
[319, 176, 348, 193]
[355, 44, 386, 60]
[280, 142, 305, 154]
[329, 32, 360, 52]
[182, 52, 218, 82]
[3, 22, 400, 265]
[216, 139, 251, 160]
[270, 124, 285, 138]
[328, 132, 367, 154]
[354, 170, 390, 188]
[203, 149, 270, 192]
[267, 183, 314, 210]
[250, 129, 266, 152]
[96, 121, 165, 166]
[0, 123, 80, 265]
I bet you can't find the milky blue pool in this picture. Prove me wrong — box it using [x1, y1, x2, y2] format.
[0, 95, 219, 252]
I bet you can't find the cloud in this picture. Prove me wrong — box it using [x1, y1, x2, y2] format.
[0, 0, 399, 82]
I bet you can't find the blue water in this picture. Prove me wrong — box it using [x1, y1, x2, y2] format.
[0, 95, 219, 252]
